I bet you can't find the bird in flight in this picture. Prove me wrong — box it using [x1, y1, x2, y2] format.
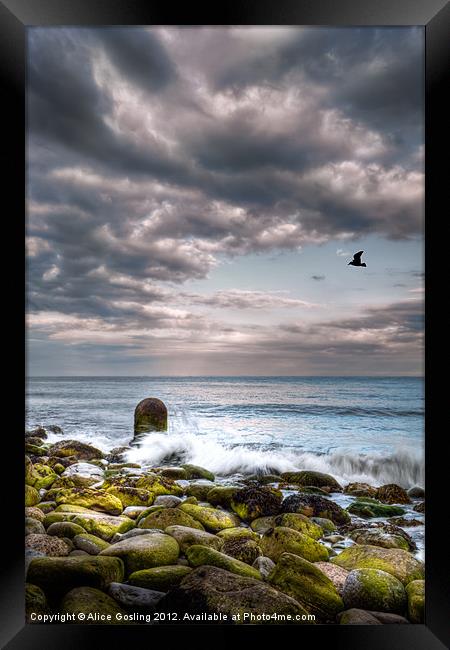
[348, 251, 367, 267]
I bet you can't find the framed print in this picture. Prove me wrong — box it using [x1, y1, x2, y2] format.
[1, 0, 448, 647]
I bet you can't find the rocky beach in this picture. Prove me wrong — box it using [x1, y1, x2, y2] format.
[25, 420, 425, 625]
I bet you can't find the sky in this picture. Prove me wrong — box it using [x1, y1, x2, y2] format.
[26, 26, 424, 376]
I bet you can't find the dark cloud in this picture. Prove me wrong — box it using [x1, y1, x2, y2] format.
[311, 275, 325, 281]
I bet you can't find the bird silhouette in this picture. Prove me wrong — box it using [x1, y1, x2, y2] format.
[348, 251, 366, 267]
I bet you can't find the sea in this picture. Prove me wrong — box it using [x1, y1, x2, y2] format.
[25, 376, 424, 489]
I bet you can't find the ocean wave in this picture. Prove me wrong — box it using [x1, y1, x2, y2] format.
[207, 404, 423, 417]
[125, 433, 424, 488]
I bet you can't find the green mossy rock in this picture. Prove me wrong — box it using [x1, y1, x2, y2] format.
[260, 527, 329, 563]
[36, 502, 56, 514]
[375, 484, 411, 505]
[134, 397, 167, 434]
[280, 471, 342, 491]
[230, 486, 282, 522]
[406, 579, 424, 623]
[25, 583, 49, 621]
[25, 443, 48, 456]
[139, 507, 205, 531]
[25, 485, 40, 507]
[342, 568, 407, 613]
[250, 516, 277, 534]
[26, 517, 46, 536]
[181, 464, 215, 481]
[99, 532, 179, 574]
[135, 473, 183, 497]
[165, 525, 224, 553]
[206, 486, 240, 508]
[47, 522, 87, 538]
[184, 482, 216, 501]
[347, 499, 405, 518]
[344, 483, 378, 498]
[217, 527, 259, 541]
[268, 552, 344, 621]
[349, 528, 410, 551]
[159, 565, 311, 624]
[64, 512, 134, 541]
[55, 504, 99, 513]
[158, 467, 189, 480]
[129, 565, 192, 591]
[282, 494, 350, 525]
[179, 503, 240, 532]
[48, 440, 104, 460]
[62, 586, 126, 622]
[273, 513, 323, 540]
[310, 517, 336, 533]
[27, 556, 124, 600]
[186, 544, 262, 580]
[331, 545, 425, 585]
[105, 485, 154, 508]
[31, 464, 58, 490]
[73, 533, 110, 555]
[54, 488, 123, 515]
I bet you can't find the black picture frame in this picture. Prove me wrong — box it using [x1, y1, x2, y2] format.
[2, 1, 448, 647]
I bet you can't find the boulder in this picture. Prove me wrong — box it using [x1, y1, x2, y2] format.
[267, 552, 344, 621]
[186, 544, 262, 580]
[27, 556, 124, 600]
[230, 486, 282, 522]
[406, 579, 424, 623]
[25, 485, 40, 507]
[25, 534, 71, 557]
[105, 485, 154, 508]
[54, 488, 123, 515]
[413, 501, 425, 513]
[165, 525, 223, 553]
[153, 495, 183, 508]
[107, 582, 165, 611]
[347, 498, 405, 518]
[282, 494, 350, 525]
[134, 473, 183, 497]
[139, 507, 204, 531]
[375, 484, 411, 505]
[50, 511, 134, 541]
[181, 464, 215, 481]
[61, 586, 126, 622]
[157, 467, 188, 480]
[30, 464, 58, 490]
[47, 440, 104, 460]
[25, 507, 46, 523]
[273, 513, 323, 540]
[343, 483, 377, 498]
[220, 537, 262, 565]
[178, 503, 240, 532]
[338, 608, 382, 624]
[252, 556, 275, 580]
[47, 522, 87, 539]
[250, 516, 277, 534]
[342, 568, 407, 614]
[260, 527, 329, 563]
[25, 583, 49, 621]
[98, 532, 179, 574]
[281, 471, 342, 491]
[25, 517, 46, 536]
[217, 527, 258, 542]
[207, 486, 240, 508]
[348, 528, 410, 551]
[407, 486, 425, 499]
[129, 565, 192, 591]
[73, 533, 110, 555]
[134, 397, 167, 433]
[314, 562, 349, 595]
[26, 426, 48, 440]
[159, 565, 311, 623]
[331, 544, 424, 585]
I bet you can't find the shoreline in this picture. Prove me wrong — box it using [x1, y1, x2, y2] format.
[25, 425, 425, 625]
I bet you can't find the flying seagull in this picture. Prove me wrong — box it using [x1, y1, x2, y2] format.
[348, 251, 367, 267]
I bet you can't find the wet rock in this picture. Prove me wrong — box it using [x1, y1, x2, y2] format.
[184, 481, 216, 501]
[48, 440, 104, 460]
[153, 495, 183, 508]
[343, 482, 377, 498]
[110, 529, 162, 544]
[252, 556, 275, 580]
[180, 464, 215, 481]
[107, 582, 165, 611]
[134, 398, 167, 434]
[413, 501, 425, 514]
[337, 608, 382, 624]
[282, 494, 350, 526]
[349, 528, 410, 551]
[25, 507, 46, 522]
[26, 426, 48, 440]
[407, 486, 425, 499]
[230, 486, 282, 522]
[186, 544, 262, 580]
[331, 544, 424, 585]
[260, 526, 329, 563]
[61, 586, 126, 622]
[139, 507, 205, 531]
[25, 485, 40, 507]
[25, 533, 71, 557]
[375, 484, 411, 505]
[280, 471, 342, 492]
[347, 498, 405, 519]
[314, 562, 349, 595]
[268, 552, 344, 621]
[54, 488, 123, 515]
[165, 525, 223, 553]
[46, 521, 87, 538]
[342, 568, 407, 614]
[178, 503, 240, 532]
[216, 527, 258, 541]
[273, 513, 323, 540]
[129, 565, 192, 591]
[25, 517, 46, 536]
[159, 565, 310, 623]
[406, 579, 424, 623]
[157, 467, 188, 480]
[99, 532, 179, 574]
[220, 537, 262, 565]
[105, 485, 154, 508]
[73, 533, 110, 555]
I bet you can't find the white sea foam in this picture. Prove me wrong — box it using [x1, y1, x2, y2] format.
[125, 433, 424, 488]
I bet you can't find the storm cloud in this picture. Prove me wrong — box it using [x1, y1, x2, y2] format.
[26, 27, 424, 375]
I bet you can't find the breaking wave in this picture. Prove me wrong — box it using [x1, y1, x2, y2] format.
[125, 433, 424, 488]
